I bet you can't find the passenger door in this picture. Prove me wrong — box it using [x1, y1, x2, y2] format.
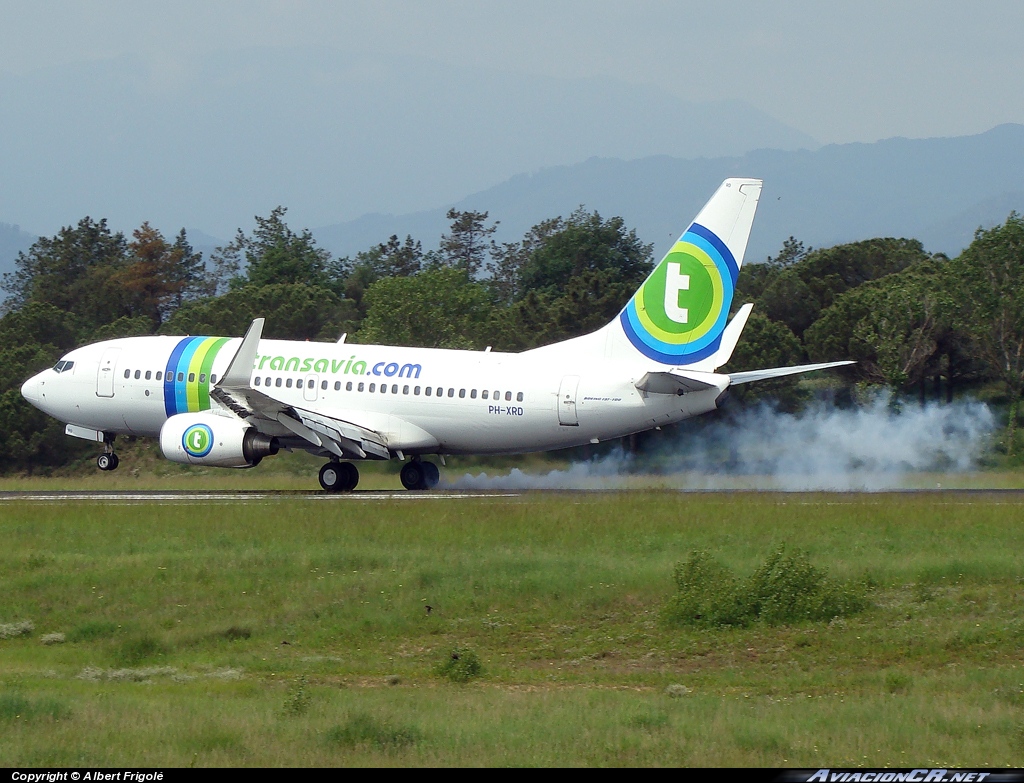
[96, 347, 121, 398]
[557, 375, 580, 426]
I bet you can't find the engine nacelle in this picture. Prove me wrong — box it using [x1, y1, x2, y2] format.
[159, 412, 279, 468]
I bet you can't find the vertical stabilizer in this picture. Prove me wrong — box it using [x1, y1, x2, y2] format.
[614, 178, 762, 365]
[524, 178, 762, 367]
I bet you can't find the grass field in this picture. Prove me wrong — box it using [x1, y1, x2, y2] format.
[1, 490, 1023, 766]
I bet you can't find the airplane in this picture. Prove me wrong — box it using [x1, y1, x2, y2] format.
[20, 178, 852, 491]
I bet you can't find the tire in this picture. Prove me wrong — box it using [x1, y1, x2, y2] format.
[422, 461, 440, 489]
[108, 453, 119, 471]
[97, 453, 112, 471]
[339, 462, 359, 491]
[319, 462, 342, 492]
[400, 461, 425, 490]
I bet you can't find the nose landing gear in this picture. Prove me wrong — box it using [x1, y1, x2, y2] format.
[400, 459, 440, 491]
[97, 434, 119, 471]
[319, 461, 359, 492]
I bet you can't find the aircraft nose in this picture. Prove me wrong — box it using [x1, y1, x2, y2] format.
[21, 374, 41, 404]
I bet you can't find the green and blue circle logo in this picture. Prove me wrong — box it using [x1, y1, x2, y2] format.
[620, 222, 738, 364]
[182, 423, 214, 458]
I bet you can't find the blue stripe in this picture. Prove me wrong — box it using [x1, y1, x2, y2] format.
[163, 338, 193, 417]
[174, 338, 203, 415]
[620, 310, 723, 365]
[688, 222, 739, 285]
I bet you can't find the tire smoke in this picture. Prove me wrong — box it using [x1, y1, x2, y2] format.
[445, 394, 996, 491]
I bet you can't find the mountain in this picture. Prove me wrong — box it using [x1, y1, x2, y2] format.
[0, 48, 816, 241]
[313, 124, 1024, 263]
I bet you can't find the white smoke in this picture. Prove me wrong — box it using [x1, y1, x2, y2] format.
[444, 394, 996, 491]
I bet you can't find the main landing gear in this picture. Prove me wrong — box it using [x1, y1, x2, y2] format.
[319, 461, 359, 492]
[400, 459, 440, 491]
[97, 435, 119, 471]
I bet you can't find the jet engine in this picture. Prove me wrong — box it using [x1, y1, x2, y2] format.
[159, 412, 279, 468]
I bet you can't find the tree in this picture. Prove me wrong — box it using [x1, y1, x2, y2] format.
[161, 283, 358, 342]
[439, 209, 498, 276]
[947, 214, 1024, 453]
[2, 217, 131, 329]
[210, 207, 336, 292]
[357, 267, 494, 349]
[116, 223, 203, 326]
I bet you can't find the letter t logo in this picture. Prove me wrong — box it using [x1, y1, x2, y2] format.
[664, 262, 690, 324]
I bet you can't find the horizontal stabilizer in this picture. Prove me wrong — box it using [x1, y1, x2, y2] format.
[728, 361, 855, 386]
[636, 369, 728, 395]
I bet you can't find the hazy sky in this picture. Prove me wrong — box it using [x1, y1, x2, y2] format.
[1, 0, 1021, 145]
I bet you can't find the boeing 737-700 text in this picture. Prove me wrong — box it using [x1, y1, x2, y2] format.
[20, 179, 852, 491]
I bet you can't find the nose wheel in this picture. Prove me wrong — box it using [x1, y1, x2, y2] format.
[400, 460, 440, 490]
[319, 461, 359, 492]
[97, 452, 119, 471]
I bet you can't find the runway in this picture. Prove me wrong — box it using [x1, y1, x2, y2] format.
[0, 490, 522, 504]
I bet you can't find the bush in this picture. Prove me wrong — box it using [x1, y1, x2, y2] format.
[436, 647, 482, 682]
[113, 634, 167, 666]
[326, 712, 421, 750]
[665, 547, 867, 628]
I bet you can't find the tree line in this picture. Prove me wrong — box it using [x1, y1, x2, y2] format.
[2, 204, 1023, 471]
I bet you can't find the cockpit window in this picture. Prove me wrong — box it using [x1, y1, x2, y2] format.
[52, 360, 74, 373]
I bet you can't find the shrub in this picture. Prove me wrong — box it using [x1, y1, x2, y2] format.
[283, 676, 310, 717]
[436, 647, 482, 682]
[68, 621, 118, 642]
[665, 547, 867, 628]
[113, 634, 167, 666]
[326, 712, 421, 750]
[0, 620, 34, 640]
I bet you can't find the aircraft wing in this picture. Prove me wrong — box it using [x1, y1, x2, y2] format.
[727, 361, 855, 385]
[210, 318, 391, 460]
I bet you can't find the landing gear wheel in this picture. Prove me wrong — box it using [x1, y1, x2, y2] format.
[400, 460, 426, 491]
[319, 461, 359, 492]
[422, 461, 440, 489]
[97, 453, 119, 471]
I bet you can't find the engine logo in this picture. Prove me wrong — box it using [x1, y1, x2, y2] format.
[182, 423, 214, 458]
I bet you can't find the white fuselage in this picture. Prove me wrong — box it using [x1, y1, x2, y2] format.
[22, 334, 724, 457]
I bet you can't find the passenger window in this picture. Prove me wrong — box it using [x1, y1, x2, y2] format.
[470, 389, 477, 399]
[392, 384, 399, 394]
[286, 378, 293, 388]
[254, 377, 261, 386]
[134, 370, 141, 379]
[322, 380, 328, 390]
[358, 382, 365, 392]
[156, 371, 162, 381]
[482, 390, 489, 400]
[517, 392, 524, 402]
[447, 388, 454, 398]
[425, 387, 432, 396]
[199, 373, 206, 383]
[343, 381, 350, 391]
[414, 386, 421, 395]
[459, 389, 466, 398]
[437, 387, 443, 397]
[211, 374, 217, 384]
[296, 379, 303, 389]
[124, 369, 131, 379]
[264, 377, 270, 386]
[505, 391, 512, 401]
[188, 373, 195, 383]
[493, 390, 499, 399]
[275, 378, 282, 387]
[178, 372, 185, 382]
[145, 370, 151, 380]
[403, 385, 409, 394]
[381, 384, 388, 394]
[369, 383, 376, 392]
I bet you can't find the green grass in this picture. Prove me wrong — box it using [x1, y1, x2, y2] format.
[1, 491, 1024, 765]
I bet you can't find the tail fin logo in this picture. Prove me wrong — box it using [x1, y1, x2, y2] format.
[619, 222, 738, 364]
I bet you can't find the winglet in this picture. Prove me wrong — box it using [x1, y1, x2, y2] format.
[217, 318, 264, 388]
